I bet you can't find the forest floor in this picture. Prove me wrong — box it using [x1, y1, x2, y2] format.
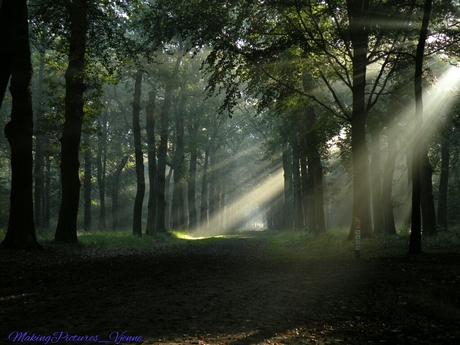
[1, 230, 460, 345]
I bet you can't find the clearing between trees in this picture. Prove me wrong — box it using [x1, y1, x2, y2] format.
[1, 230, 459, 345]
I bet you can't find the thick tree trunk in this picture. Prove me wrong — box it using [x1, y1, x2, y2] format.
[112, 156, 128, 231]
[132, 70, 144, 237]
[157, 55, 182, 232]
[382, 130, 397, 235]
[437, 136, 450, 230]
[55, 0, 88, 243]
[146, 91, 157, 235]
[370, 130, 385, 233]
[347, 0, 372, 239]
[409, 0, 432, 254]
[83, 132, 91, 232]
[97, 111, 107, 230]
[1, 0, 41, 249]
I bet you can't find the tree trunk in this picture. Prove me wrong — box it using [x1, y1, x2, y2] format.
[157, 54, 182, 232]
[347, 0, 372, 239]
[146, 91, 157, 236]
[34, 52, 46, 229]
[370, 130, 385, 233]
[282, 144, 293, 229]
[132, 70, 144, 237]
[382, 130, 397, 235]
[437, 135, 450, 230]
[291, 133, 303, 229]
[409, 0, 432, 254]
[171, 92, 186, 229]
[55, 0, 88, 243]
[112, 156, 128, 231]
[83, 132, 91, 232]
[187, 126, 198, 230]
[1, 0, 41, 249]
[421, 150, 437, 235]
[97, 111, 107, 230]
[44, 153, 51, 230]
[200, 146, 210, 230]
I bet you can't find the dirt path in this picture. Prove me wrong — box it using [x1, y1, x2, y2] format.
[1, 234, 459, 344]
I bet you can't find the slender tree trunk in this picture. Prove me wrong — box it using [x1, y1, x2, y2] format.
[437, 135, 450, 230]
[1, 0, 40, 249]
[146, 91, 157, 235]
[187, 127, 198, 230]
[112, 156, 128, 231]
[313, 154, 326, 234]
[55, 0, 88, 243]
[171, 92, 186, 229]
[421, 150, 437, 235]
[34, 52, 46, 229]
[83, 132, 91, 232]
[300, 140, 309, 230]
[200, 146, 210, 229]
[409, 0, 432, 254]
[157, 55, 182, 232]
[347, 0, 372, 239]
[282, 145, 293, 229]
[291, 133, 303, 229]
[44, 153, 51, 230]
[382, 130, 397, 235]
[97, 112, 107, 230]
[370, 130, 385, 233]
[132, 70, 144, 237]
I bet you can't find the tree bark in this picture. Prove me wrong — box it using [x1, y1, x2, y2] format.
[146, 91, 157, 236]
[437, 135, 450, 230]
[132, 70, 144, 237]
[282, 144, 293, 229]
[83, 132, 91, 232]
[291, 133, 304, 229]
[382, 130, 397, 235]
[200, 146, 210, 230]
[97, 111, 107, 230]
[112, 156, 128, 231]
[370, 130, 385, 233]
[1, 0, 41, 249]
[55, 0, 88, 243]
[347, 0, 373, 239]
[157, 54, 182, 232]
[187, 125, 198, 230]
[409, 0, 432, 254]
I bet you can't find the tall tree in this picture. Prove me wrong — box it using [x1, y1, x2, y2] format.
[132, 69, 144, 237]
[409, 0, 432, 255]
[83, 131, 92, 232]
[54, 0, 88, 242]
[0, 0, 41, 249]
[146, 91, 157, 235]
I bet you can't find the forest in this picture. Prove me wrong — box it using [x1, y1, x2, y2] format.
[1, 0, 460, 252]
[2, 0, 460, 344]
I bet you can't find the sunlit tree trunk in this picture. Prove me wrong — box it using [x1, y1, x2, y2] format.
[370, 130, 384, 233]
[187, 125, 198, 230]
[346, 0, 373, 239]
[437, 135, 450, 230]
[132, 69, 144, 237]
[112, 156, 128, 231]
[146, 91, 157, 235]
[55, 0, 88, 243]
[421, 150, 437, 235]
[282, 144, 293, 229]
[200, 146, 210, 230]
[1, 0, 41, 249]
[410, 0, 432, 254]
[382, 130, 397, 235]
[157, 54, 182, 232]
